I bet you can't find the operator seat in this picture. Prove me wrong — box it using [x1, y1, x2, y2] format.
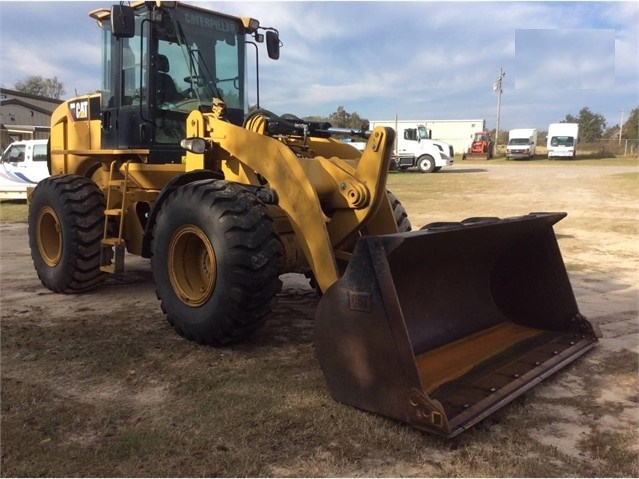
[156, 54, 181, 104]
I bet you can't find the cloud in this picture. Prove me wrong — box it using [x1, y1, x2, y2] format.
[0, 1, 636, 131]
[1, 38, 101, 92]
[515, 29, 615, 90]
[0, 1, 104, 93]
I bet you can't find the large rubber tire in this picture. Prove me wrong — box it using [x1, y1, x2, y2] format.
[387, 190, 412, 232]
[28, 174, 106, 293]
[151, 179, 283, 346]
[417, 155, 436, 173]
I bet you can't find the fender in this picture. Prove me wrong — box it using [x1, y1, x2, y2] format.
[141, 169, 223, 258]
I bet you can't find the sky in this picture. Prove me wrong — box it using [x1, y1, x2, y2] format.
[0, 1, 637, 132]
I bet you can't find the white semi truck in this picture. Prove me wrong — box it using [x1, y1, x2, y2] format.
[547, 123, 579, 159]
[368, 120, 454, 173]
[506, 128, 537, 160]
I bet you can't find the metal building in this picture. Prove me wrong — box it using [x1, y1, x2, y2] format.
[0, 88, 62, 150]
[425, 119, 487, 155]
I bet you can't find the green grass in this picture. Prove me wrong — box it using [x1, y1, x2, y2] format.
[0, 200, 28, 223]
[2, 161, 638, 477]
[458, 155, 638, 166]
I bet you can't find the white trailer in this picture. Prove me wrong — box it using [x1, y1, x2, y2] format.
[506, 128, 538, 160]
[547, 123, 579, 159]
[424, 119, 485, 156]
[369, 120, 454, 173]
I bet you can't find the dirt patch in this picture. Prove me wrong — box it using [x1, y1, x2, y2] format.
[1, 160, 638, 477]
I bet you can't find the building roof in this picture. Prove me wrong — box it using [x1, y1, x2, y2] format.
[0, 98, 56, 116]
[0, 88, 64, 106]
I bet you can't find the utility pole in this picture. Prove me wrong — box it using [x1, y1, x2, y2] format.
[493, 67, 505, 154]
[619, 110, 624, 146]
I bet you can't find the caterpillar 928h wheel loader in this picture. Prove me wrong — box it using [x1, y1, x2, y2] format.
[28, 1, 598, 438]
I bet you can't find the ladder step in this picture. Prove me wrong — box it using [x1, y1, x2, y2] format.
[101, 237, 124, 247]
[102, 161, 130, 274]
[100, 243, 125, 273]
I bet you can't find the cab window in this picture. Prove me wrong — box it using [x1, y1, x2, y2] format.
[4, 145, 26, 163]
[33, 144, 47, 162]
[121, 16, 148, 107]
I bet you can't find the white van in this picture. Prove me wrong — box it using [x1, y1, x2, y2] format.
[0, 139, 50, 200]
[506, 128, 537, 160]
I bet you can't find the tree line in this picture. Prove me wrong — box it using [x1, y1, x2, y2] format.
[13, 76, 66, 99]
[10, 75, 638, 140]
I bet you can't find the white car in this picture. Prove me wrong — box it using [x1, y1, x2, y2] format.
[0, 139, 50, 199]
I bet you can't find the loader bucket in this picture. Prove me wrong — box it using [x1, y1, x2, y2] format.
[315, 212, 598, 438]
[464, 151, 491, 161]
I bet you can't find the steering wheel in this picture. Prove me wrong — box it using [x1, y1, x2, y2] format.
[160, 98, 201, 113]
[184, 75, 206, 86]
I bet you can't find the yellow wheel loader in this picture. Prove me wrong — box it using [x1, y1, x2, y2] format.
[28, 1, 599, 438]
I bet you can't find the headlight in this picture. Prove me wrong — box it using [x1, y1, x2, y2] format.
[241, 17, 260, 31]
[180, 138, 209, 154]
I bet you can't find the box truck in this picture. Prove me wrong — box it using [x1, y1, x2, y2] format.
[506, 128, 537, 160]
[369, 120, 454, 173]
[547, 123, 579, 159]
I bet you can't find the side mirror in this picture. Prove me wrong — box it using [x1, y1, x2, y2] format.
[266, 31, 280, 60]
[111, 4, 135, 38]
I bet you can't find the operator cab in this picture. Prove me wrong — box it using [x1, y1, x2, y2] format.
[92, 2, 279, 163]
[473, 132, 490, 142]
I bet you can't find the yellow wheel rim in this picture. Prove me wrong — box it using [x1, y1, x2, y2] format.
[168, 225, 217, 307]
[36, 206, 62, 267]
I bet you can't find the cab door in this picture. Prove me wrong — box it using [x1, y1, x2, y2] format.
[1, 143, 27, 178]
[397, 127, 418, 158]
[100, 15, 150, 150]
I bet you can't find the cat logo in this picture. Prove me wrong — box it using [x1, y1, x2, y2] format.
[67, 99, 90, 138]
[68, 100, 89, 121]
